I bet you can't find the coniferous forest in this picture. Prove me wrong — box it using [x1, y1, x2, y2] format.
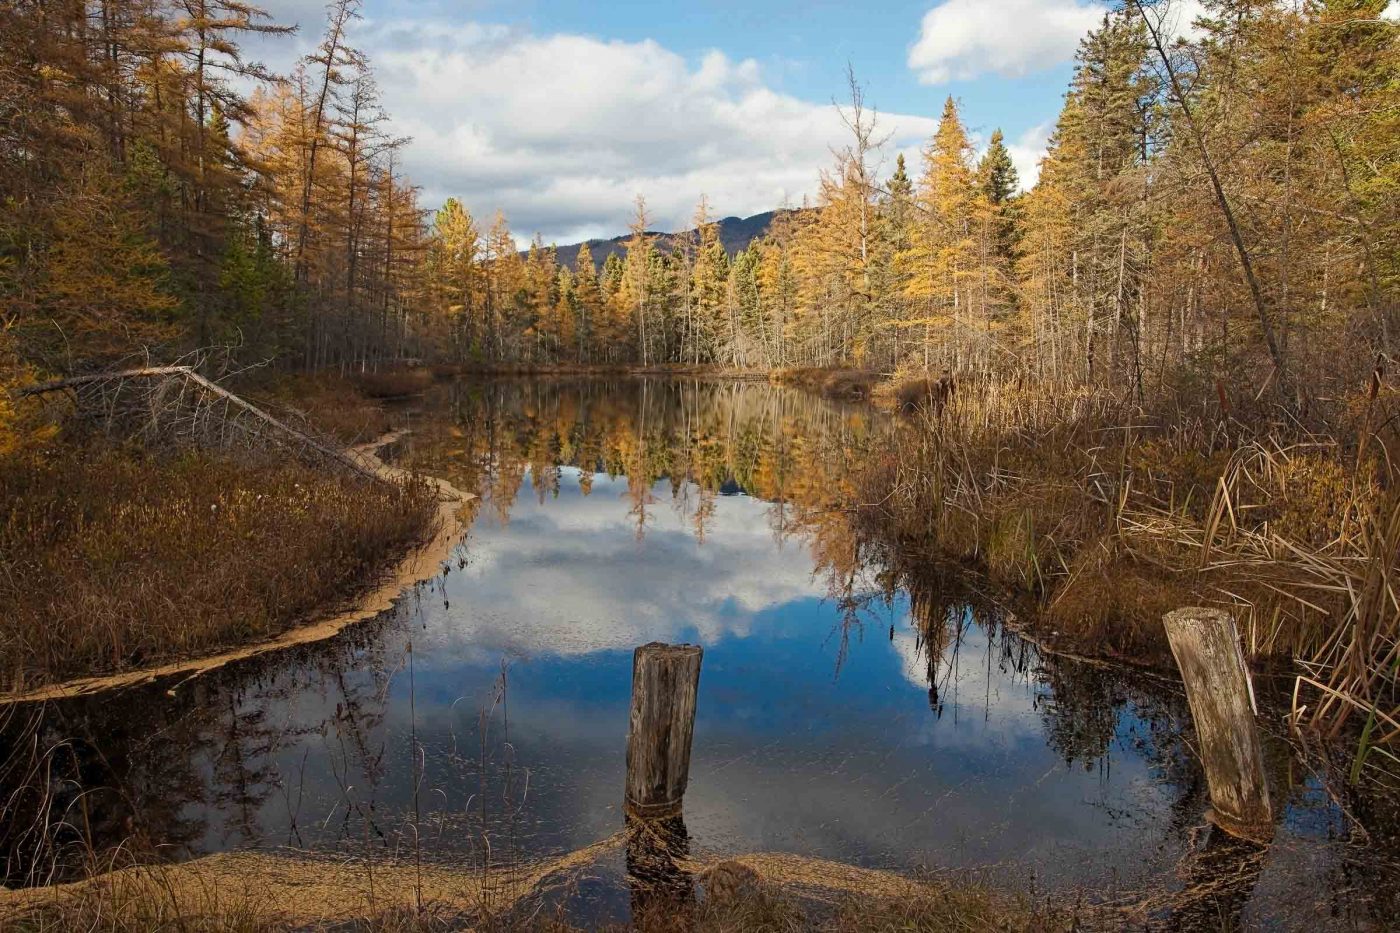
[2, 0, 1395, 395]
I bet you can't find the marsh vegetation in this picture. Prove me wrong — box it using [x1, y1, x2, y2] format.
[0, 370, 438, 694]
[3, 378, 1395, 931]
[0, 444, 436, 693]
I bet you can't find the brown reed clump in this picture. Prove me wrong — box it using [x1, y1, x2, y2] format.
[244, 373, 396, 445]
[354, 368, 435, 400]
[769, 367, 883, 401]
[884, 372, 957, 415]
[0, 443, 438, 693]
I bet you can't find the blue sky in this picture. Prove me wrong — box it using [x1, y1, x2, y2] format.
[500, 0, 1080, 130]
[243, 0, 1194, 243]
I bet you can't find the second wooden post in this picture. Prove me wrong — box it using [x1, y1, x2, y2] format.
[625, 642, 703, 818]
[1163, 607, 1272, 842]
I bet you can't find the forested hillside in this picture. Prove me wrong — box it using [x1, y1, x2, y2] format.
[548, 211, 788, 273]
[2, 0, 1397, 395]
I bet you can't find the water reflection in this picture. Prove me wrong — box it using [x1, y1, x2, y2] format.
[0, 377, 1391, 927]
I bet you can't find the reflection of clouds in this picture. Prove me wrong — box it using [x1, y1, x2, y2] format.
[362, 645, 1177, 887]
[881, 623, 1056, 759]
[418, 468, 822, 661]
[891, 624, 929, 690]
[679, 745, 1177, 883]
[397, 659, 1174, 886]
[192, 452, 1191, 897]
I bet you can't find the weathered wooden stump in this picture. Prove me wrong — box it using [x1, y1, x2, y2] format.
[625, 642, 703, 818]
[1163, 608, 1273, 842]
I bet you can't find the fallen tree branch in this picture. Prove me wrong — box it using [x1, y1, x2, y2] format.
[14, 366, 381, 481]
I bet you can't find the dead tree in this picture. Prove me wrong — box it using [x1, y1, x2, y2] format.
[14, 366, 380, 480]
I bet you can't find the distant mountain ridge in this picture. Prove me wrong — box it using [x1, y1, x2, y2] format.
[543, 210, 790, 271]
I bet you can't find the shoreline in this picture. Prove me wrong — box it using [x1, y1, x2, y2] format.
[0, 431, 473, 706]
[0, 838, 1063, 929]
[438, 362, 773, 380]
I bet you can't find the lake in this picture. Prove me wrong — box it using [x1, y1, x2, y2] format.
[0, 377, 1393, 928]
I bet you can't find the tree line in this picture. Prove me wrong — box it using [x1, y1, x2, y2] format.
[2, 0, 1396, 407]
[1, 0, 425, 385]
[423, 0, 1398, 403]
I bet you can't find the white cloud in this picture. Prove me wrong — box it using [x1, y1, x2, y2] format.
[907, 0, 1212, 86]
[374, 26, 937, 241]
[1005, 122, 1052, 191]
[241, 7, 937, 243]
[413, 468, 828, 662]
[908, 0, 1108, 84]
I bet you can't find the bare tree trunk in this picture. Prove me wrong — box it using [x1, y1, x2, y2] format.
[1135, 0, 1292, 402]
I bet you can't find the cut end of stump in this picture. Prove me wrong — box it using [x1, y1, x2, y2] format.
[635, 642, 703, 657]
[1163, 607, 1234, 629]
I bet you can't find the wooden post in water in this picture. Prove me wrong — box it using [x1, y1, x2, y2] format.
[1163, 608, 1272, 842]
[625, 642, 703, 818]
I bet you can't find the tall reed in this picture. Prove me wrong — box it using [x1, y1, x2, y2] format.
[854, 372, 1400, 775]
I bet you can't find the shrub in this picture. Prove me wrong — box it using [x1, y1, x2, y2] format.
[889, 373, 957, 415]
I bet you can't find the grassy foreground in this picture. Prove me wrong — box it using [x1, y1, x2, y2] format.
[7, 891, 1060, 933]
[3, 855, 1066, 933]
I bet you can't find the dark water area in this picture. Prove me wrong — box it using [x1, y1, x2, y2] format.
[1, 378, 1395, 928]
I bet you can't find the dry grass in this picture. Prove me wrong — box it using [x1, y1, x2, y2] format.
[1118, 443, 1400, 775]
[770, 367, 883, 401]
[444, 363, 760, 379]
[624, 877, 1060, 933]
[246, 373, 394, 445]
[852, 371, 1400, 774]
[1, 853, 1067, 933]
[354, 367, 435, 399]
[853, 378, 1169, 651]
[879, 371, 957, 415]
[0, 443, 438, 692]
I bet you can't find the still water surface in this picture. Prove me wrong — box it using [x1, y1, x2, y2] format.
[0, 378, 1390, 927]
